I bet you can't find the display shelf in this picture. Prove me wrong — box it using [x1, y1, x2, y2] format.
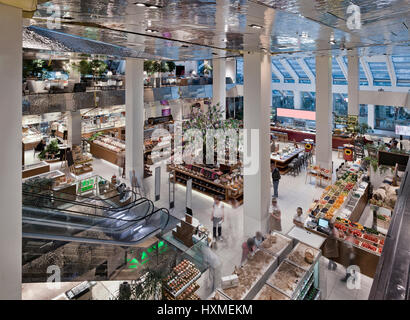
[253, 284, 290, 300]
[163, 259, 202, 299]
[207, 290, 231, 300]
[221, 250, 278, 300]
[259, 233, 293, 261]
[297, 273, 314, 300]
[164, 274, 201, 299]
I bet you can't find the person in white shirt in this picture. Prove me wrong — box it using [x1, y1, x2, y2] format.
[293, 207, 305, 228]
[211, 196, 224, 241]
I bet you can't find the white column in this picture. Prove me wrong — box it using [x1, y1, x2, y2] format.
[243, 52, 272, 237]
[125, 58, 144, 182]
[71, 111, 82, 146]
[315, 55, 333, 170]
[212, 58, 226, 117]
[0, 3, 22, 300]
[348, 53, 360, 115]
[367, 104, 375, 129]
[294, 90, 302, 109]
[226, 58, 236, 83]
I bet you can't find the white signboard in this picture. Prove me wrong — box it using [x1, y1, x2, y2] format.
[395, 125, 410, 136]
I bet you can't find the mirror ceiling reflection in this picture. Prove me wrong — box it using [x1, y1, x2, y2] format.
[25, 0, 409, 60]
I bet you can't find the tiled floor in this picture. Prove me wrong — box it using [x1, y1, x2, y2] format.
[24, 144, 373, 300]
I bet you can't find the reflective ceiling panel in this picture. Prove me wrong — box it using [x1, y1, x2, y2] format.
[23, 0, 409, 60]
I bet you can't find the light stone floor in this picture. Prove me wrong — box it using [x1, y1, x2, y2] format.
[23, 143, 374, 300]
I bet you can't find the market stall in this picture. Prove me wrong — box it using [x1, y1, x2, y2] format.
[168, 163, 243, 205]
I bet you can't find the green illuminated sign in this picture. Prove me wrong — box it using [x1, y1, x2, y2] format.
[79, 178, 95, 193]
[127, 241, 168, 269]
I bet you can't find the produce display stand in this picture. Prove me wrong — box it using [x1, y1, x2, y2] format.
[168, 164, 243, 205]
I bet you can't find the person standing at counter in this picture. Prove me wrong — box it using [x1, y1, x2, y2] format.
[293, 207, 305, 228]
[241, 237, 256, 265]
[269, 198, 282, 233]
[323, 222, 339, 270]
[271, 163, 281, 198]
[211, 197, 224, 241]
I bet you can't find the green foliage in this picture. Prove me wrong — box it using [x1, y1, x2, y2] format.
[72, 59, 107, 77]
[38, 139, 60, 160]
[23, 59, 53, 79]
[144, 61, 177, 75]
[88, 131, 104, 142]
[115, 268, 165, 300]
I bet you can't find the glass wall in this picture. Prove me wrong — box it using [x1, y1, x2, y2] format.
[359, 104, 368, 125]
[375, 106, 410, 131]
[236, 58, 243, 84]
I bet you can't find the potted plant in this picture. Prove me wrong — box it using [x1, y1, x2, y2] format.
[39, 139, 60, 161]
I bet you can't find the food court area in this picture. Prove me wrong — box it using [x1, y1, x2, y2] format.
[1, 0, 410, 301]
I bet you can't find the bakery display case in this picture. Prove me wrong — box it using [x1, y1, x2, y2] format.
[259, 232, 293, 262]
[220, 250, 277, 300]
[163, 259, 202, 300]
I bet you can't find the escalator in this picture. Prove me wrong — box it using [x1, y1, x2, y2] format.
[22, 184, 171, 246]
[22, 181, 175, 283]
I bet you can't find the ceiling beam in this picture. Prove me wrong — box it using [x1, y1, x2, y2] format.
[385, 55, 397, 87]
[359, 57, 373, 86]
[297, 58, 315, 84]
[270, 61, 284, 83]
[279, 58, 298, 83]
[336, 56, 348, 80]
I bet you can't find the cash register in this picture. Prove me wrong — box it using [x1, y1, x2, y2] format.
[317, 218, 331, 235]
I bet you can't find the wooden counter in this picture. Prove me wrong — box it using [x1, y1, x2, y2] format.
[270, 148, 304, 174]
[89, 141, 124, 166]
[271, 126, 353, 150]
[22, 162, 50, 179]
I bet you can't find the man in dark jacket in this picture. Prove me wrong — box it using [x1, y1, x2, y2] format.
[271, 163, 281, 198]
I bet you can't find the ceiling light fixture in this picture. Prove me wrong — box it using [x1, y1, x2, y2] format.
[181, 45, 189, 48]
[149, 5, 159, 9]
[146, 28, 159, 33]
[135, 2, 146, 7]
[249, 24, 263, 29]
[329, 39, 337, 45]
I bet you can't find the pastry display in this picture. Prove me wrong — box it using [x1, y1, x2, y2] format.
[266, 261, 305, 298]
[222, 250, 276, 300]
[286, 243, 320, 271]
[254, 284, 290, 300]
[163, 259, 201, 297]
[260, 233, 292, 257]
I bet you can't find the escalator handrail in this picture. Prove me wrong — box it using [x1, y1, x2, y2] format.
[23, 183, 143, 212]
[23, 190, 154, 218]
[22, 207, 171, 245]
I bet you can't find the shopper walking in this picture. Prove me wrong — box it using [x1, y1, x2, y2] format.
[271, 163, 281, 198]
[211, 196, 224, 241]
[269, 198, 282, 233]
[341, 229, 356, 282]
[323, 222, 339, 270]
[241, 237, 256, 265]
[293, 207, 305, 228]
